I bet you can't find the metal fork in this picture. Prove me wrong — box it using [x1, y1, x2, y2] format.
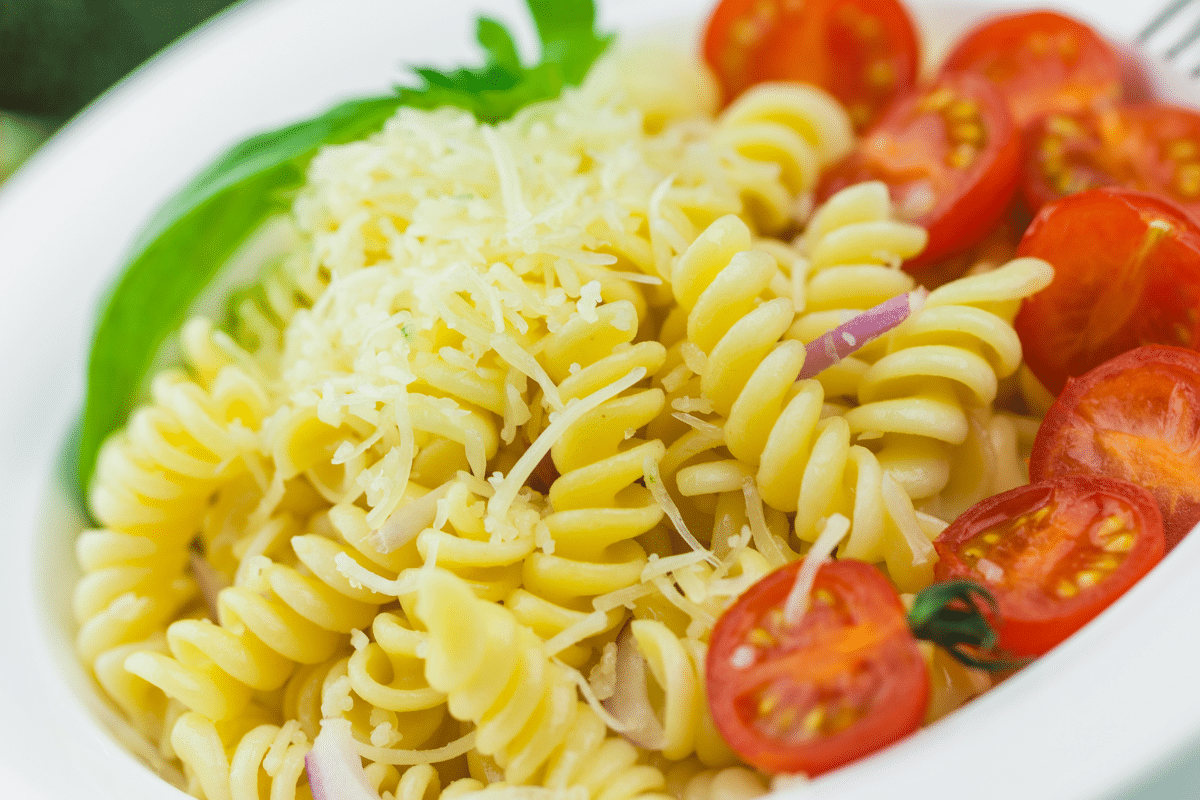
[1139, 0, 1200, 76]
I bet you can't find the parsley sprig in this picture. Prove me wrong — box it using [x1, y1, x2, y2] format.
[908, 580, 1032, 672]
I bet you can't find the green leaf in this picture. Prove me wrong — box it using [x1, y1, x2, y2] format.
[907, 580, 1032, 672]
[527, 0, 613, 85]
[77, 0, 612, 502]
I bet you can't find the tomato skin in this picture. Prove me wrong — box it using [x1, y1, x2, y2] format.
[940, 11, 1124, 128]
[706, 559, 927, 776]
[934, 475, 1164, 657]
[1014, 188, 1200, 394]
[702, 0, 920, 130]
[1031, 345, 1200, 551]
[819, 71, 1021, 271]
[1022, 103, 1200, 220]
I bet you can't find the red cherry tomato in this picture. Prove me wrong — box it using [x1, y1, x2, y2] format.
[1031, 345, 1200, 551]
[1022, 103, 1200, 220]
[940, 11, 1124, 128]
[934, 475, 1164, 657]
[702, 0, 920, 130]
[819, 71, 1020, 271]
[706, 559, 927, 777]
[1014, 187, 1200, 394]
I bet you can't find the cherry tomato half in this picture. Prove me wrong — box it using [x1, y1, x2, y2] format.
[1014, 187, 1200, 394]
[706, 559, 927, 776]
[1022, 103, 1200, 220]
[940, 11, 1124, 128]
[703, 0, 920, 130]
[934, 475, 1164, 657]
[1031, 345, 1200, 551]
[819, 71, 1020, 271]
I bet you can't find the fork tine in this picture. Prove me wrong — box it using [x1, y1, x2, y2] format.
[1166, 16, 1200, 57]
[1139, 0, 1197, 43]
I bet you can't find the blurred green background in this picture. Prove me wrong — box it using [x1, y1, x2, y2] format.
[0, 0, 240, 182]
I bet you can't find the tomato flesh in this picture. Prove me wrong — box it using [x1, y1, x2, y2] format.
[1031, 345, 1200, 551]
[935, 475, 1164, 657]
[707, 560, 927, 776]
[819, 71, 1020, 271]
[703, 0, 920, 130]
[1023, 103, 1200, 220]
[941, 11, 1123, 128]
[1015, 187, 1200, 394]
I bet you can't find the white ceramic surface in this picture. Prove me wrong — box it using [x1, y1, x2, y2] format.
[0, 1, 1196, 798]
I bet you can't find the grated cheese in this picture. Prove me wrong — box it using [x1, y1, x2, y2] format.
[334, 553, 420, 597]
[593, 582, 654, 613]
[741, 479, 789, 568]
[783, 513, 850, 625]
[643, 455, 720, 567]
[640, 550, 710, 583]
[489, 367, 646, 524]
[543, 610, 609, 657]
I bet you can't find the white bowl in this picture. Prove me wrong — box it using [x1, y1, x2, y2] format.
[0, 1, 1195, 798]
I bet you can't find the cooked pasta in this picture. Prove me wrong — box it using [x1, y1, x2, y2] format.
[75, 37, 1055, 800]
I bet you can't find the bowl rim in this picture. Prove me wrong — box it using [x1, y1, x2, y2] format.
[0, 0, 1195, 798]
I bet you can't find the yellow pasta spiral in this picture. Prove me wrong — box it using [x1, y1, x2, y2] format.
[508, 301, 667, 654]
[124, 515, 390, 721]
[669, 211, 937, 591]
[416, 569, 670, 799]
[626, 620, 735, 766]
[347, 612, 448, 741]
[170, 712, 315, 800]
[788, 181, 928, 402]
[419, 481, 536, 603]
[843, 256, 1054, 502]
[73, 527, 196, 735]
[89, 367, 266, 539]
[716, 82, 855, 233]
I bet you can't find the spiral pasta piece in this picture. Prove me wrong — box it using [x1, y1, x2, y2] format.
[787, 181, 927, 401]
[124, 515, 390, 721]
[716, 82, 854, 233]
[664, 763, 768, 800]
[509, 301, 667, 653]
[417, 569, 670, 799]
[843, 256, 1054, 501]
[89, 367, 266, 538]
[348, 612, 448, 741]
[627, 620, 735, 766]
[170, 712, 315, 800]
[668, 211, 938, 590]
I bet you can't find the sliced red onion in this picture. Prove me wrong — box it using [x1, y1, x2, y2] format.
[305, 718, 382, 800]
[797, 288, 928, 380]
[601, 623, 667, 751]
[189, 551, 230, 623]
[368, 480, 453, 554]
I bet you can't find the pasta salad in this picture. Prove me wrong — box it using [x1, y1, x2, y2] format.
[70, 1, 1200, 798]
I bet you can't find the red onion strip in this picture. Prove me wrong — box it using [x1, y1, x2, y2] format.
[305, 718, 382, 800]
[797, 288, 928, 380]
[601, 623, 667, 751]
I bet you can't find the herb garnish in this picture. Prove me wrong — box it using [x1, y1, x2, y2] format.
[908, 580, 1032, 671]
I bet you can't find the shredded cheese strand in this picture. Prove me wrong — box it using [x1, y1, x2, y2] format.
[643, 456, 720, 567]
[489, 367, 646, 522]
[784, 514, 851, 625]
[355, 730, 478, 765]
[742, 479, 789, 568]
